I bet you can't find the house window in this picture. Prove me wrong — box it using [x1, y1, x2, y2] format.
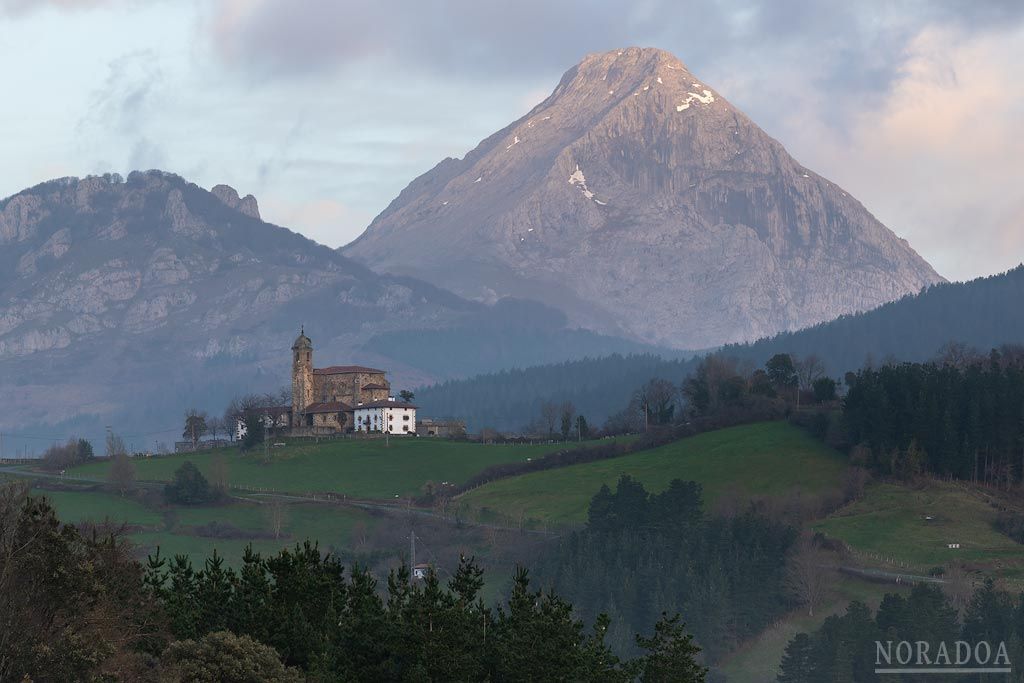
[403, 414, 410, 421]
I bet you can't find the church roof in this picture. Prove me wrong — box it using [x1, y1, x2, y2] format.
[314, 365, 385, 375]
[303, 401, 353, 413]
[361, 383, 389, 390]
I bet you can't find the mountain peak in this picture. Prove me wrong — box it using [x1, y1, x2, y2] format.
[345, 48, 943, 349]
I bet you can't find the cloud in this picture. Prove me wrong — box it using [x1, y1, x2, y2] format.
[1, 0, 120, 16]
[774, 24, 1024, 281]
[76, 50, 167, 172]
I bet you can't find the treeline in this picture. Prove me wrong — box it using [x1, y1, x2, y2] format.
[416, 353, 697, 432]
[415, 265, 1024, 433]
[0, 482, 707, 682]
[778, 580, 1024, 681]
[539, 476, 797, 666]
[843, 348, 1024, 484]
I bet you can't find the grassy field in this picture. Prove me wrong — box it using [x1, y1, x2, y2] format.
[457, 422, 847, 526]
[30, 486, 378, 567]
[69, 437, 616, 499]
[813, 481, 1023, 569]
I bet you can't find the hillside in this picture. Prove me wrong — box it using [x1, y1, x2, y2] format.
[345, 47, 942, 349]
[416, 265, 1024, 430]
[456, 422, 846, 526]
[69, 436, 619, 499]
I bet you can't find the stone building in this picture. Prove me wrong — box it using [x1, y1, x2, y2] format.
[290, 329, 392, 433]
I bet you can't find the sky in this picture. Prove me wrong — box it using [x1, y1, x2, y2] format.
[1, 1, 1021, 282]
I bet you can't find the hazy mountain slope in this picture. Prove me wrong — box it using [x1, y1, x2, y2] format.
[345, 47, 943, 349]
[416, 266, 1024, 431]
[0, 172, 673, 450]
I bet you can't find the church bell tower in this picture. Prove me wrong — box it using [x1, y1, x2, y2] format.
[291, 327, 314, 427]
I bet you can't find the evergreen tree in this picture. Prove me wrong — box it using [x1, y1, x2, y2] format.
[636, 612, 707, 682]
[777, 633, 816, 683]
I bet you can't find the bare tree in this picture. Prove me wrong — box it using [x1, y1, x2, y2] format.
[795, 354, 826, 391]
[210, 454, 229, 496]
[266, 499, 289, 540]
[206, 417, 222, 443]
[106, 432, 136, 497]
[539, 402, 559, 439]
[787, 536, 832, 616]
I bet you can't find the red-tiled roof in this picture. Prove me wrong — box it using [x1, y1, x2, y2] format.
[313, 365, 386, 375]
[303, 401, 353, 413]
[354, 400, 418, 410]
[360, 383, 389, 391]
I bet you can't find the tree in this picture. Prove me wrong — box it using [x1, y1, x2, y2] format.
[242, 411, 266, 451]
[165, 462, 215, 505]
[636, 612, 707, 682]
[795, 354, 825, 391]
[787, 537, 831, 616]
[812, 376, 837, 403]
[41, 438, 92, 471]
[635, 378, 677, 427]
[266, 499, 289, 540]
[399, 390, 415, 403]
[576, 414, 590, 441]
[184, 410, 209, 451]
[777, 632, 816, 683]
[766, 354, 798, 391]
[0, 486, 160, 681]
[207, 417, 223, 442]
[560, 401, 576, 440]
[106, 431, 136, 496]
[210, 454, 229, 496]
[540, 401, 559, 438]
[160, 631, 302, 683]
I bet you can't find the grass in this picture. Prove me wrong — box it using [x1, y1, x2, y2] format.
[69, 437, 620, 500]
[458, 422, 847, 526]
[34, 488, 164, 527]
[29, 486, 377, 567]
[813, 481, 1023, 569]
[718, 576, 906, 683]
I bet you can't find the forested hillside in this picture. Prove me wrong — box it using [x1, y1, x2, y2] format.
[416, 266, 1024, 431]
[416, 354, 697, 431]
[537, 476, 795, 666]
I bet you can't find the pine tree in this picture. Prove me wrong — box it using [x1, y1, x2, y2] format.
[636, 612, 707, 683]
[777, 633, 816, 683]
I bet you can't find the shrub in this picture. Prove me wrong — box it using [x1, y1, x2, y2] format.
[164, 462, 219, 505]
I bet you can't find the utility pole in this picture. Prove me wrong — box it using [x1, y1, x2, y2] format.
[410, 530, 416, 569]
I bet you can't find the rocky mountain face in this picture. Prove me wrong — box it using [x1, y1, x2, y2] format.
[0, 171, 485, 440]
[344, 47, 944, 349]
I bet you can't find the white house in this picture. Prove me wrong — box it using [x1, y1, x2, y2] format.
[353, 398, 417, 435]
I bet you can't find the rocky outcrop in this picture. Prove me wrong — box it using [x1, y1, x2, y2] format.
[212, 183, 261, 220]
[345, 47, 944, 349]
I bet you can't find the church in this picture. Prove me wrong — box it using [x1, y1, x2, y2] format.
[289, 329, 416, 435]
